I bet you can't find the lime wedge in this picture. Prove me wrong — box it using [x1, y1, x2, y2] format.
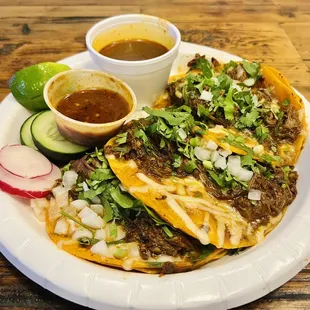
[9, 62, 70, 112]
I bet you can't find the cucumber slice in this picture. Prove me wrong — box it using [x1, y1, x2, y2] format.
[20, 112, 43, 149]
[31, 110, 90, 164]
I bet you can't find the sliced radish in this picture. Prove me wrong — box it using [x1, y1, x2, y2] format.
[0, 145, 52, 179]
[0, 164, 61, 199]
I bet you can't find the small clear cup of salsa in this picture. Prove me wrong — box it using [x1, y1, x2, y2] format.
[43, 69, 137, 147]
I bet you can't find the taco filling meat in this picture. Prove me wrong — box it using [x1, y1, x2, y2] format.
[105, 55, 304, 248]
[44, 149, 226, 274]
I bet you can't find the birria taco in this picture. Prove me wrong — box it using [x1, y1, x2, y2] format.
[44, 149, 227, 274]
[105, 56, 304, 249]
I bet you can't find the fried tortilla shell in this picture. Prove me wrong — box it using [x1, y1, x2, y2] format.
[105, 147, 285, 250]
[155, 64, 307, 167]
[45, 203, 227, 274]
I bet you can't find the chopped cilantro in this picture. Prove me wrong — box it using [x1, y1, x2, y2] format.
[190, 137, 200, 147]
[110, 186, 134, 209]
[217, 73, 232, 91]
[208, 170, 225, 187]
[241, 60, 261, 78]
[222, 87, 236, 121]
[115, 132, 127, 145]
[241, 153, 255, 167]
[255, 125, 269, 143]
[143, 106, 191, 126]
[191, 57, 213, 78]
[281, 98, 290, 106]
[197, 104, 210, 118]
[183, 160, 197, 173]
[173, 154, 182, 168]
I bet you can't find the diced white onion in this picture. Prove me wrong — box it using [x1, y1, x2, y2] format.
[206, 140, 218, 150]
[55, 188, 69, 208]
[236, 65, 245, 79]
[237, 168, 253, 182]
[94, 228, 106, 240]
[90, 204, 104, 217]
[214, 156, 227, 170]
[72, 229, 92, 240]
[199, 90, 213, 102]
[243, 78, 255, 87]
[70, 199, 89, 212]
[78, 207, 96, 219]
[194, 147, 211, 161]
[248, 189, 262, 201]
[232, 81, 242, 92]
[227, 155, 253, 182]
[48, 197, 61, 222]
[52, 185, 64, 197]
[30, 199, 46, 222]
[156, 255, 174, 262]
[54, 218, 68, 235]
[91, 240, 113, 258]
[82, 213, 104, 229]
[210, 150, 220, 162]
[218, 148, 232, 158]
[178, 128, 187, 140]
[82, 181, 89, 192]
[63, 205, 77, 217]
[128, 243, 140, 258]
[228, 155, 241, 166]
[253, 145, 264, 155]
[211, 77, 219, 86]
[35, 198, 49, 209]
[115, 226, 126, 241]
[67, 219, 77, 234]
[62, 171, 78, 189]
[91, 196, 101, 204]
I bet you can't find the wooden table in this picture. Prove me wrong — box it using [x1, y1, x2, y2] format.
[0, 0, 310, 309]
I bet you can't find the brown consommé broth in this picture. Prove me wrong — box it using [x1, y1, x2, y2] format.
[99, 39, 169, 61]
[56, 89, 130, 124]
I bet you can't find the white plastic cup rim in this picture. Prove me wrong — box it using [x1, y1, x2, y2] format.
[85, 14, 181, 67]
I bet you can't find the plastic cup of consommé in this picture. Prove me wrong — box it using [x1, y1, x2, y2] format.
[43, 69, 137, 147]
[85, 14, 181, 110]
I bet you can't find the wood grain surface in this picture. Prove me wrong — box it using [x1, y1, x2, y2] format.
[0, 0, 310, 309]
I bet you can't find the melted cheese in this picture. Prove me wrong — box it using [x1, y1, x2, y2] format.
[135, 173, 210, 245]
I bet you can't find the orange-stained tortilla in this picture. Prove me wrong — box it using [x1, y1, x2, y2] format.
[105, 148, 285, 249]
[45, 207, 227, 274]
[154, 64, 307, 167]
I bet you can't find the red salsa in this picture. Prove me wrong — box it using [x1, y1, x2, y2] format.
[56, 89, 130, 124]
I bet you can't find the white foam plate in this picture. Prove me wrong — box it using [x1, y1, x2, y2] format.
[0, 41, 310, 310]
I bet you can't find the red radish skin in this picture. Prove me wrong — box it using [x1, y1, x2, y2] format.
[0, 144, 52, 179]
[0, 164, 61, 199]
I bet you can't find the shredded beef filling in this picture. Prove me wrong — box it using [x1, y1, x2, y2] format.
[232, 169, 298, 226]
[106, 121, 298, 227]
[124, 213, 201, 260]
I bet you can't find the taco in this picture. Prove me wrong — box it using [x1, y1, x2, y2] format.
[44, 149, 227, 274]
[105, 102, 299, 249]
[155, 54, 306, 167]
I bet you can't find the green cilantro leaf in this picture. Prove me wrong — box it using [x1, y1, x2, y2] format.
[192, 57, 213, 78]
[183, 160, 197, 173]
[255, 125, 269, 143]
[281, 98, 290, 106]
[241, 60, 261, 78]
[143, 106, 191, 126]
[110, 186, 134, 209]
[173, 154, 182, 168]
[115, 132, 127, 145]
[222, 87, 236, 121]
